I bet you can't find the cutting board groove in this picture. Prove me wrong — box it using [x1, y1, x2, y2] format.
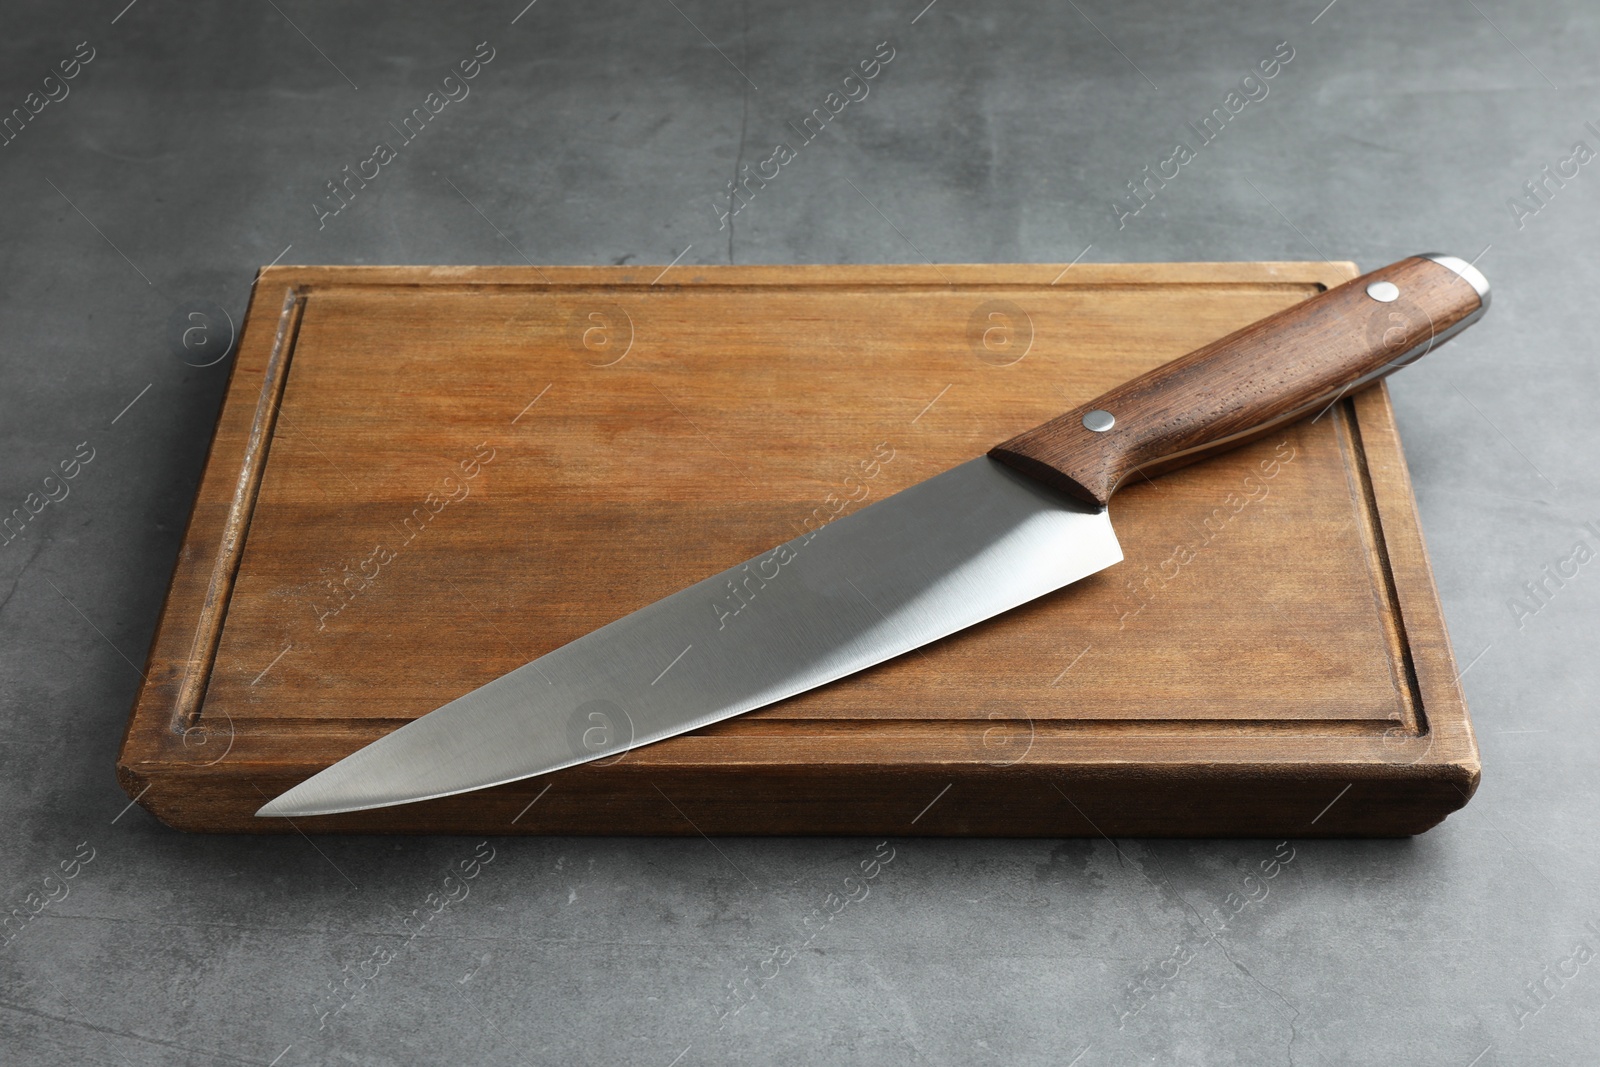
[117, 261, 1478, 835]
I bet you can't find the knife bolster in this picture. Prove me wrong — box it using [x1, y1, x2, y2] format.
[987, 254, 1488, 507]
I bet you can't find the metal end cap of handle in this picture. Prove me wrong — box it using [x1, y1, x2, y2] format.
[1419, 253, 1491, 312]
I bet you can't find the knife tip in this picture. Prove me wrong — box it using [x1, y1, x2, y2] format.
[254, 775, 418, 818]
[254, 779, 330, 818]
[253, 794, 298, 818]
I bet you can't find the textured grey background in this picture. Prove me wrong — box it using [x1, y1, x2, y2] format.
[1, 0, 1595, 1064]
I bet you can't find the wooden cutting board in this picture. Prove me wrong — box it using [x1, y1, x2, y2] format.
[117, 261, 1479, 836]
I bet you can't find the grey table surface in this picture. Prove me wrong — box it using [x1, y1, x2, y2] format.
[1, 0, 1595, 1064]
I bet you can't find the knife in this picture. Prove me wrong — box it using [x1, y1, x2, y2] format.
[257, 253, 1489, 818]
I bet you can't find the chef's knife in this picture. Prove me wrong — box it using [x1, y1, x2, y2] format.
[258, 254, 1489, 818]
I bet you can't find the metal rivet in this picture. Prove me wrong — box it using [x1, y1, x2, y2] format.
[1366, 281, 1400, 303]
[1082, 409, 1115, 432]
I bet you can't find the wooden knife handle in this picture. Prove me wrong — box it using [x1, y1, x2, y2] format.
[988, 253, 1490, 507]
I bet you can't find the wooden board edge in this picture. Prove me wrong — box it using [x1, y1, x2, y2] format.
[130, 761, 1477, 837]
[1351, 382, 1480, 795]
[117, 279, 306, 782]
[256, 260, 1360, 290]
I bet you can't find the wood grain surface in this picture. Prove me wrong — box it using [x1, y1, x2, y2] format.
[116, 261, 1480, 836]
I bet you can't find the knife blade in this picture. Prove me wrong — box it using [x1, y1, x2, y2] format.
[257, 253, 1489, 818]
